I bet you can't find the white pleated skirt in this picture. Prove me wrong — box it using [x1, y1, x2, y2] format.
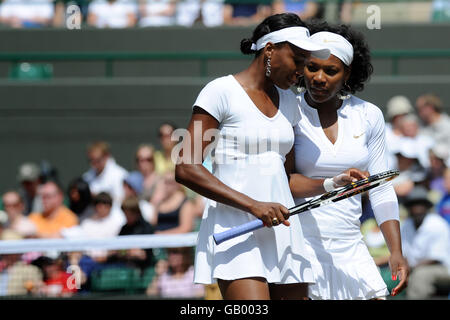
[304, 235, 389, 300]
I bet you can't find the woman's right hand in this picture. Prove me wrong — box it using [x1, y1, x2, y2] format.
[249, 200, 290, 227]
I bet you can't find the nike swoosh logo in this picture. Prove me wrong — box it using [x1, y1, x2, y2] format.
[353, 132, 365, 139]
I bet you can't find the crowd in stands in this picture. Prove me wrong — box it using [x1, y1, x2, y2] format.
[360, 92, 450, 299]
[0, 122, 208, 298]
[0, 92, 449, 299]
[1, 0, 449, 29]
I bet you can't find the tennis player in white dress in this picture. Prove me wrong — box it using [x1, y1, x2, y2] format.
[291, 26, 409, 299]
[175, 13, 336, 300]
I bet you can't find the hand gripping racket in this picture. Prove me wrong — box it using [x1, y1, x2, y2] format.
[213, 169, 399, 245]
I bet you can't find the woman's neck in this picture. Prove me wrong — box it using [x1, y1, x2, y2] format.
[304, 91, 343, 114]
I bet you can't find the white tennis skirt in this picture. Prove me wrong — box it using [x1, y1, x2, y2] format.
[304, 235, 389, 300]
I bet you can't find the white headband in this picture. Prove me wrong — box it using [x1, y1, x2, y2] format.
[251, 26, 330, 60]
[309, 31, 354, 66]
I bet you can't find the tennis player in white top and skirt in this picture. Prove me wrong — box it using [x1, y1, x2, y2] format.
[290, 24, 409, 299]
[175, 13, 340, 300]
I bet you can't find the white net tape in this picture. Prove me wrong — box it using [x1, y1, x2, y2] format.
[0, 232, 199, 254]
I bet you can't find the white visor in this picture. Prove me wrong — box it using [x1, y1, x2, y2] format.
[250, 26, 330, 60]
[309, 31, 354, 66]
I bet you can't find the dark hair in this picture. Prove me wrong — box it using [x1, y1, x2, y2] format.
[306, 20, 373, 94]
[93, 191, 113, 206]
[68, 177, 92, 214]
[240, 13, 307, 56]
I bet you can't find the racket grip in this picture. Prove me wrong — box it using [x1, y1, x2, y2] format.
[213, 219, 264, 245]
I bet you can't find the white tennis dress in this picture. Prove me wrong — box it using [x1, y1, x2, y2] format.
[193, 75, 315, 285]
[293, 92, 393, 299]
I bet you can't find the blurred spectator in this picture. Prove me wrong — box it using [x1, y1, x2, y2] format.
[87, 0, 138, 28]
[0, 210, 21, 240]
[272, 0, 321, 20]
[61, 192, 123, 260]
[32, 256, 77, 297]
[431, 0, 450, 22]
[415, 93, 450, 150]
[28, 180, 78, 238]
[392, 143, 427, 199]
[17, 162, 43, 215]
[154, 123, 177, 175]
[398, 114, 434, 169]
[0, 0, 54, 28]
[106, 196, 155, 270]
[135, 144, 161, 201]
[401, 186, 450, 299]
[153, 172, 197, 234]
[0, 254, 43, 296]
[67, 177, 94, 222]
[437, 168, 450, 224]
[222, 0, 271, 26]
[1, 191, 37, 238]
[82, 141, 128, 205]
[427, 143, 449, 197]
[384, 95, 414, 169]
[175, 0, 224, 27]
[123, 171, 156, 225]
[138, 0, 176, 27]
[146, 246, 204, 298]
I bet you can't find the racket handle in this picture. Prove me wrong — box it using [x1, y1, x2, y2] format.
[213, 219, 264, 245]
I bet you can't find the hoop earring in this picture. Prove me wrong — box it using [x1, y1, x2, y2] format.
[265, 57, 271, 77]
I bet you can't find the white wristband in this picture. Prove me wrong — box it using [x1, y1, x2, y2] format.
[323, 178, 336, 192]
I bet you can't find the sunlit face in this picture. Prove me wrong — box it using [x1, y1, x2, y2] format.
[267, 43, 310, 90]
[136, 147, 155, 175]
[88, 148, 108, 174]
[303, 54, 349, 104]
[2, 192, 24, 218]
[40, 182, 63, 214]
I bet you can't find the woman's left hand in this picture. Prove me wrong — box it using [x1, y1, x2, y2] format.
[389, 252, 409, 296]
[332, 168, 369, 187]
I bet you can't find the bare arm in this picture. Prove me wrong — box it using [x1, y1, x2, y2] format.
[379, 220, 409, 296]
[175, 107, 289, 227]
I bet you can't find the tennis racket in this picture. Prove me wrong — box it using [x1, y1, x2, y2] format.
[213, 169, 399, 245]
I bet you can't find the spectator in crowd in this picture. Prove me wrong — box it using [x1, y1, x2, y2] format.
[152, 172, 197, 234]
[427, 143, 449, 198]
[106, 196, 155, 270]
[138, 0, 176, 27]
[0, 0, 54, 28]
[87, 0, 138, 28]
[0, 210, 21, 240]
[175, 0, 225, 27]
[146, 246, 204, 298]
[67, 177, 94, 222]
[398, 114, 434, 169]
[272, 0, 321, 20]
[437, 168, 450, 224]
[384, 95, 414, 169]
[82, 141, 128, 205]
[392, 144, 427, 199]
[16, 162, 43, 215]
[0, 254, 43, 296]
[31, 256, 77, 297]
[154, 123, 177, 175]
[415, 93, 450, 149]
[1, 191, 37, 238]
[61, 192, 123, 240]
[135, 144, 160, 202]
[123, 171, 156, 225]
[28, 180, 78, 238]
[401, 186, 450, 299]
[222, 0, 271, 26]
